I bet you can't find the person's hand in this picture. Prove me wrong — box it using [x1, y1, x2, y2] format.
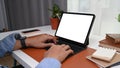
[25, 34, 57, 48]
[44, 44, 74, 62]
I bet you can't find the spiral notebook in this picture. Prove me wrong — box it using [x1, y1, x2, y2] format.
[86, 47, 120, 68]
[92, 47, 116, 62]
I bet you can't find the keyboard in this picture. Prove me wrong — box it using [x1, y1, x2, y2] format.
[57, 40, 85, 54]
[45, 39, 86, 54]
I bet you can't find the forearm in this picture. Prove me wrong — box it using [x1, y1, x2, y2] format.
[13, 38, 30, 50]
[0, 33, 16, 57]
[0, 33, 29, 57]
[13, 40, 22, 50]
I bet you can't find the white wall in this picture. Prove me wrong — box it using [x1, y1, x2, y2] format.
[100, 0, 120, 35]
[67, 0, 120, 36]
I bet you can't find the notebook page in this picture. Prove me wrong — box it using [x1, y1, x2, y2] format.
[92, 47, 116, 62]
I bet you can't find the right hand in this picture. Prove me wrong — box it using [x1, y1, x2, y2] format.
[25, 34, 57, 48]
[44, 44, 74, 62]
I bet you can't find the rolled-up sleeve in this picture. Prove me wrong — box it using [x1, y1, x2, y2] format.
[36, 58, 61, 68]
[0, 33, 17, 57]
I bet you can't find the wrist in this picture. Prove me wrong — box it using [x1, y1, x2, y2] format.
[20, 36, 27, 49]
[25, 38, 31, 47]
[15, 34, 27, 49]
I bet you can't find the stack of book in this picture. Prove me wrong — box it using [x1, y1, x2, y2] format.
[86, 34, 120, 68]
[99, 34, 120, 52]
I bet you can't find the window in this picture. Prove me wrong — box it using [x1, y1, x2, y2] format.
[67, 0, 120, 35]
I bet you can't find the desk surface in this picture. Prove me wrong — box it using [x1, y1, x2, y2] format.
[11, 25, 104, 68]
[0, 25, 53, 40]
[21, 47, 98, 68]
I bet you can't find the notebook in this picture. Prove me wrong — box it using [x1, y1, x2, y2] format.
[54, 12, 95, 54]
[87, 53, 120, 68]
[91, 47, 116, 62]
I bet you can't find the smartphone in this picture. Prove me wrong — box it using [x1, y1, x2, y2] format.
[22, 29, 40, 33]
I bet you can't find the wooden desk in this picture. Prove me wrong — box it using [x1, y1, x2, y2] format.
[10, 25, 104, 68]
[21, 47, 98, 68]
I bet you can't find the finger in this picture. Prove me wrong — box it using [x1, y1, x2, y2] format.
[63, 45, 71, 50]
[48, 43, 56, 47]
[47, 34, 54, 38]
[66, 49, 74, 55]
[42, 43, 55, 47]
[53, 37, 57, 43]
[47, 35, 57, 43]
[61, 44, 66, 47]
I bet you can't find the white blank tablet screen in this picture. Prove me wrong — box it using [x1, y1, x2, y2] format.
[55, 13, 93, 43]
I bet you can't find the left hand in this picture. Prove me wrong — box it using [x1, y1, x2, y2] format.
[25, 34, 57, 48]
[44, 44, 74, 62]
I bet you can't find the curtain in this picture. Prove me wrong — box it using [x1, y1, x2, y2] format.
[0, 0, 8, 31]
[4, 0, 67, 30]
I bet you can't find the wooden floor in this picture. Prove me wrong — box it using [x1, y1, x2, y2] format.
[0, 55, 14, 68]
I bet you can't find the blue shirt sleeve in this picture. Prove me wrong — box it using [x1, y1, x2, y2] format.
[36, 58, 61, 68]
[0, 33, 61, 68]
[0, 33, 17, 57]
